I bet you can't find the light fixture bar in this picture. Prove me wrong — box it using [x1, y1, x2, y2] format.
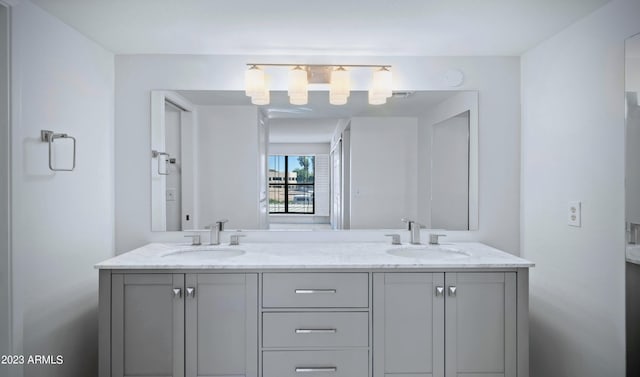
[244, 63, 393, 106]
[246, 63, 391, 69]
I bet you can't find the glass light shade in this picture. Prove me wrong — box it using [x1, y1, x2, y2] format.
[289, 92, 308, 105]
[371, 67, 392, 99]
[330, 67, 351, 99]
[368, 89, 386, 105]
[288, 66, 308, 98]
[251, 90, 270, 105]
[330, 93, 348, 105]
[245, 66, 265, 97]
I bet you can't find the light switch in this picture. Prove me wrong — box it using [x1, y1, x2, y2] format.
[568, 201, 581, 227]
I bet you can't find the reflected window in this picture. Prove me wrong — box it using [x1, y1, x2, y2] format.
[268, 155, 315, 214]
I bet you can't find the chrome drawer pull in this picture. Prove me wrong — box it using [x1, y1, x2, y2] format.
[295, 289, 337, 294]
[295, 367, 337, 373]
[295, 328, 337, 334]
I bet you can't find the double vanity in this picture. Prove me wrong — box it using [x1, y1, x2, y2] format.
[97, 240, 533, 377]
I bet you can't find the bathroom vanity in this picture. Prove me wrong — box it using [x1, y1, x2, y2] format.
[96, 242, 533, 377]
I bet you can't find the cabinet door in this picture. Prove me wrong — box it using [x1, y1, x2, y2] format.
[185, 274, 258, 377]
[445, 272, 516, 377]
[373, 273, 445, 377]
[111, 273, 184, 377]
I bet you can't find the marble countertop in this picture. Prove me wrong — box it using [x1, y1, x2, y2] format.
[627, 244, 640, 265]
[95, 242, 534, 270]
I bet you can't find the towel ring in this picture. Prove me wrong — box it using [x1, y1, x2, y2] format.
[41, 130, 76, 172]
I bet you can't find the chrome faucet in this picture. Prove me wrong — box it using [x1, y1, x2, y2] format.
[229, 234, 246, 246]
[184, 234, 201, 246]
[385, 234, 402, 245]
[429, 234, 446, 245]
[401, 218, 421, 245]
[207, 219, 228, 245]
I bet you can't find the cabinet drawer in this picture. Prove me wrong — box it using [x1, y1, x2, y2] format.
[263, 350, 368, 377]
[263, 312, 369, 348]
[262, 273, 368, 308]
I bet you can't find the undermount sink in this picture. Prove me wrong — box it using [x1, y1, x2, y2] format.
[387, 245, 470, 259]
[162, 248, 245, 259]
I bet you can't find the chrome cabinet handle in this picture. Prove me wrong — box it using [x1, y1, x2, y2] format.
[295, 367, 337, 373]
[295, 328, 337, 334]
[448, 286, 457, 297]
[186, 287, 196, 298]
[435, 286, 444, 297]
[172, 288, 182, 298]
[295, 289, 337, 294]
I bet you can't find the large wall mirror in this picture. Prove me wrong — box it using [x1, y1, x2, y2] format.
[626, 33, 640, 377]
[627, 35, 640, 237]
[150, 90, 478, 232]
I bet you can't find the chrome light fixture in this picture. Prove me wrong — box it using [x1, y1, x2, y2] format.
[244, 63, 392, 106]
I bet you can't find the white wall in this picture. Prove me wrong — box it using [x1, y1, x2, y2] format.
[350, 117, 418, 229]
[521, 0, 640, 375]
[0, 2, 10, 367]
[269, 143, 329, 155]
[115, 55, 520, 253]
[10, 2, 114, 377]
[196, 105, 260, 230]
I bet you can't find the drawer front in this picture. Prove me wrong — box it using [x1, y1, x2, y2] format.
[262, 273, 369, 308]
[263, 350, 368, 377]
[263, 312, 369, 348]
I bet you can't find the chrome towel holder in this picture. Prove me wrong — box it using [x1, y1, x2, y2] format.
[41, 130, 76, 172]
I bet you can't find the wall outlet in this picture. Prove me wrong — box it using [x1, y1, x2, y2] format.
[166, 188, 176, 202]
[568, 201, 581, 227]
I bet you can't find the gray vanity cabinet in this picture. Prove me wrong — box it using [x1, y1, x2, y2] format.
[185, 274, 258, 377]
[373, 272, 517, 377]
[108, 273, 257, 377]
[111, 274, 185, 377]
[445, 272, 516, 377]
[373, 273, 445, 377]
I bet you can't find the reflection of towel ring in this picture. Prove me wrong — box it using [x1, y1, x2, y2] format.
[151, 150, 170, 175]
[41, 130, 76, 172]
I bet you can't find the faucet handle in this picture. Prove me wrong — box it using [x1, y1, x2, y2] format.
[229, 234, 246, 246]
[385, 234, 402, 245]
[184, 234, 202, 246]
[401, 218, 415, 230]
[216, 219, 229, 230]
[429, 234, 446, 245]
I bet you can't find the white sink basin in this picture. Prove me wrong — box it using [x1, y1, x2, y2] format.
[387, 245, 470, 259]
[162, 248, 245, 259]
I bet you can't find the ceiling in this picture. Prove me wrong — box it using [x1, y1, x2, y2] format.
[177, 90, 461, 143]
[32, 0, 610, 56]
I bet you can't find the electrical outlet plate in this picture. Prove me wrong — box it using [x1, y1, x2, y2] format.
[568, 201, 581, 227]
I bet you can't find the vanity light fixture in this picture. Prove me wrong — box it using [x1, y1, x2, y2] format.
[369, 67, 393, 105]
[288, 66, 308, 104]
[329, 67, 350, 105]
[244, 65, 265, 97]
[244, 63, 392, 106]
